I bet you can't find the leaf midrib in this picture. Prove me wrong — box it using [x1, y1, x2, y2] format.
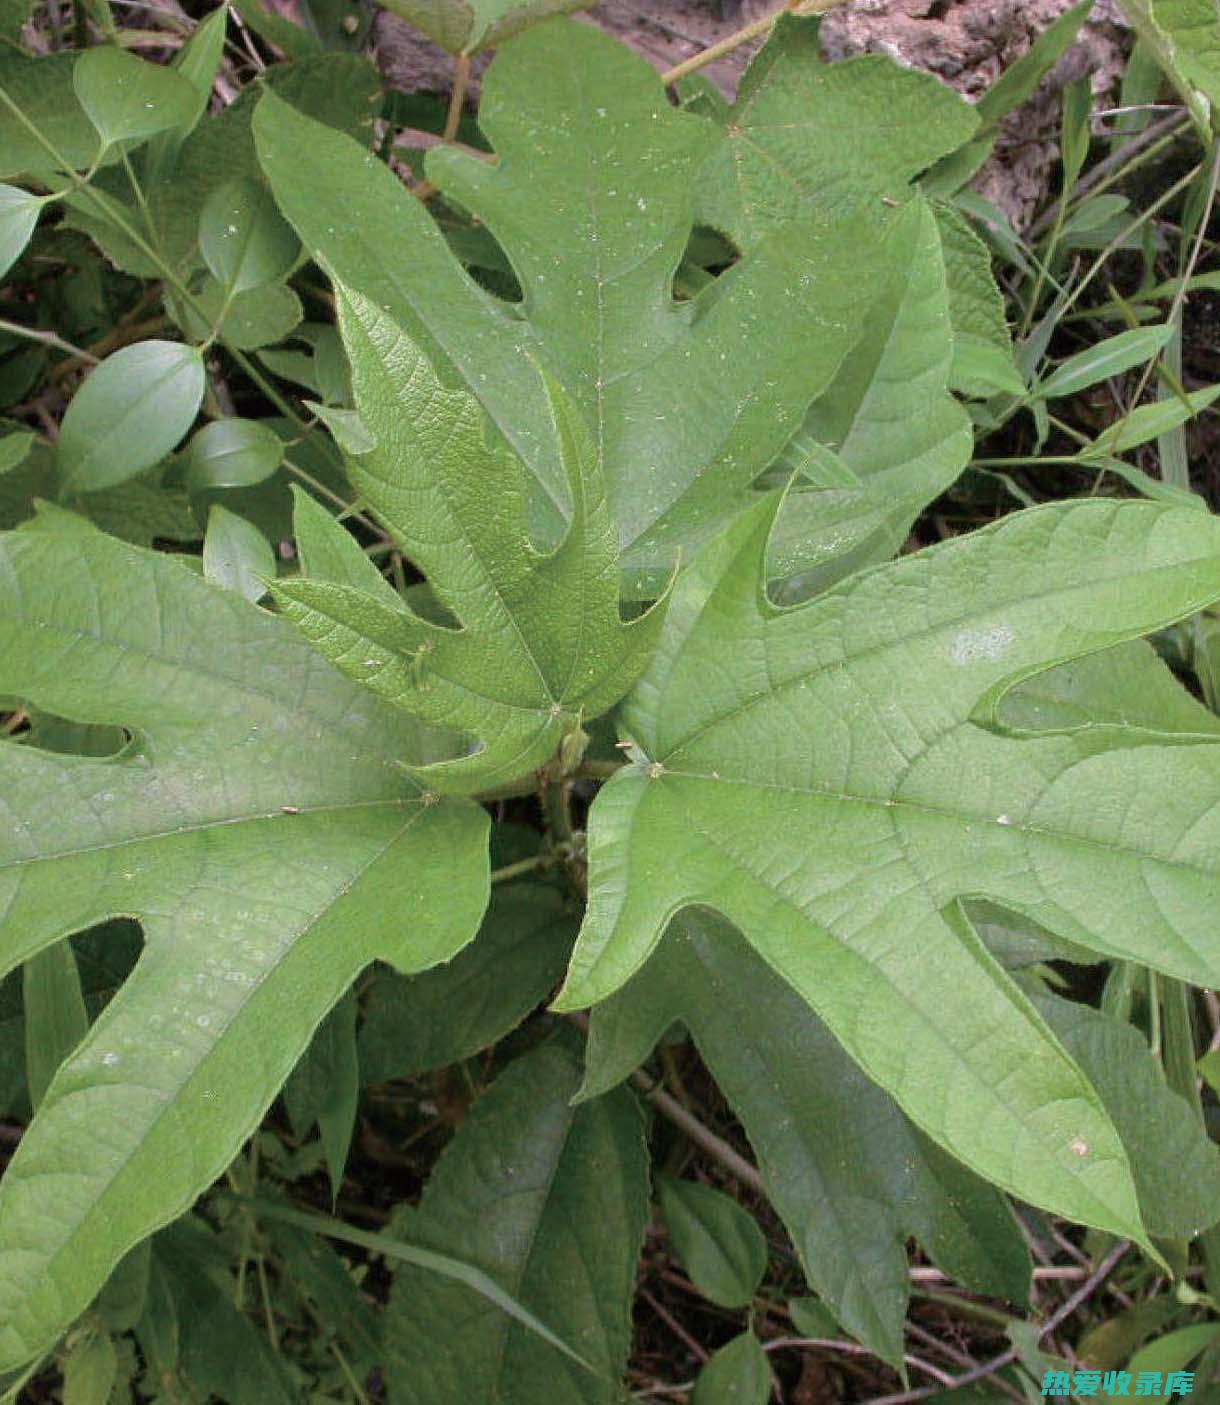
[0, 793, 412, 870]
[658, 761, 1220, 884]
[2, 574, 414, 761]
[654, 542, 1220, 761]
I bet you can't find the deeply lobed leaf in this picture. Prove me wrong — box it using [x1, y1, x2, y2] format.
[273, 287, 669, 793]
[0, 523, 490, 1368]
[559, 497, 1220, 1250]
[254, 19, 906, 589]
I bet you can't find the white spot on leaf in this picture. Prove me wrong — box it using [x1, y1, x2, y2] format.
[948, 624, 1015, 666]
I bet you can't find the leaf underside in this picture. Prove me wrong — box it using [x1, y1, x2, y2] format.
[0, 525, 490, 1368]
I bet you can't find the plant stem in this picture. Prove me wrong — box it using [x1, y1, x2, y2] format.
[443, 52, 471, 143]
[0, 81, 309, 432]
[490, 853, 553, 885]
[541, 775, 575, 850]
[567, 1010, 767, 1194]
[1026, 111, 1190, 241]
[0, 316, 97, 363]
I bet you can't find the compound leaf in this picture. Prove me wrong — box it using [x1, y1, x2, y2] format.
[273, 287, 669, 793]
[0, 525, 490, 1369]
[558, 497, 1220, 1253]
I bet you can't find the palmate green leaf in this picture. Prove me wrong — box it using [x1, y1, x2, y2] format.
[0, 525, 490, 1370]
[253, 19, 898, 590]
[557, 497, 1220, 1252]
[383, 1034, 648, 1405]
[686, 25, 981, 589]
[693, 13, 977, 245]
[687, 21, 1019, 411]
[273, 288, 669, 793]
[583, 912, 1028, 1366]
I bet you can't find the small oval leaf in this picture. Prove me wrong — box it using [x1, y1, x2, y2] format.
[72, 47, 198, 150]
[187, 418, 284, 491]
[58, 340, 204, 493]
[658, 1174, 767, 1309]
[692, 1331, 772, 1405]
[199, 178, 300, 295]
[203, 504, 276, 602]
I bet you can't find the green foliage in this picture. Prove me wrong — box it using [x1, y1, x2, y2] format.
[374, 0, 588, 54]
[657, 1175, 767, 1310]
[0, 523, 489, 1364]
[382, 1035, 647, 1403]
[4, 3, 1220, 1399]
[692, 1330, 771, 1405]
[272, 284, 671, 792]
[584, 912, 1030, 1364]
[57, 340, 204, 492]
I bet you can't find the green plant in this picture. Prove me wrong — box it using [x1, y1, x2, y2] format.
[5, 2, 1220, 1400]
